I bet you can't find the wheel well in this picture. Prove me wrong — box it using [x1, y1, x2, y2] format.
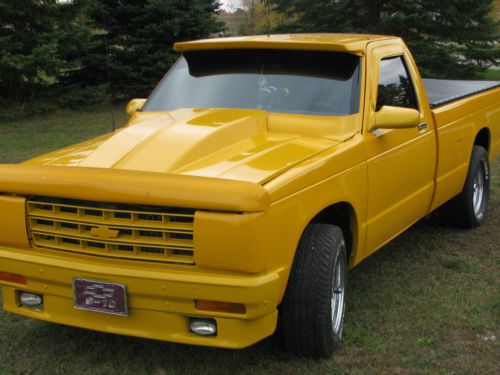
[474, 128, 490, 152]
[311, 202, 356, 260]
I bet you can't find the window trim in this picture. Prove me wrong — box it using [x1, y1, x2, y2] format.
[375, 55, 420, 112]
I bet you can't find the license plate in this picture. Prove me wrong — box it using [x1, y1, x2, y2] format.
[73, 278, 128, 316]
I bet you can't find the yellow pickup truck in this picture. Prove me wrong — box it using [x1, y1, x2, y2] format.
[0, 34, 499, 358]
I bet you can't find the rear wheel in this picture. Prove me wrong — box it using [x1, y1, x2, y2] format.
[443, 145, 490, 228]
[282, 224, 347, 358]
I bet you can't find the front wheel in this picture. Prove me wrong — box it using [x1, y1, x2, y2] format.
[443, 145, 490, 228]
[282, 224, 347, 358]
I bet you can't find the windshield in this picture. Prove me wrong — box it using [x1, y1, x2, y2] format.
[143, 49, 361, 116]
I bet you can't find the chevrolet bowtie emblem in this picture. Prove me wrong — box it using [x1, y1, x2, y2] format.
[90, 226, 119, 240]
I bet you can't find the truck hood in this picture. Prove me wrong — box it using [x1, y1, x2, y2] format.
[24, 108, 339, 184]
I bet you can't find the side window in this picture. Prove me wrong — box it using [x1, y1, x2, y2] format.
[376, 56, 418, 111]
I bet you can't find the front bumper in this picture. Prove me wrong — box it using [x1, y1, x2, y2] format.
[0, 245, 281, 349]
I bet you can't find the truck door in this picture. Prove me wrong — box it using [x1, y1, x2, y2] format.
[364, 43, 436, 256]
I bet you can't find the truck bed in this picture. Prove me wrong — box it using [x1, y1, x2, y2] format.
[423, 78, 499, 108]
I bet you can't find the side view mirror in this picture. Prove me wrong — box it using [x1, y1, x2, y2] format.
[126, 99, 147, 116]
[372, 105, 420, 131]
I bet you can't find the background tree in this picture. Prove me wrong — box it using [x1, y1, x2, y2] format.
[240, 0, 285, 34]
[85, 0, 224, 99]
[0, 0, 92, 102]
[0, 0, 224, 111]
[270, 0, 499, 78]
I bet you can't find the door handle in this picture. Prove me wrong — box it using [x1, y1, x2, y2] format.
[418, 122, 428, 131]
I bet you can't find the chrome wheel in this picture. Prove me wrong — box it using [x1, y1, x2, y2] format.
[442, 145, 490, 229]
[331, 241, 346, 336]
[472, 162, 485, 217]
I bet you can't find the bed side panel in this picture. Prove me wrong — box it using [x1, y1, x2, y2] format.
[430, 88, 500, 211]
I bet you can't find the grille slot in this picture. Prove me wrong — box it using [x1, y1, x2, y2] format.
[27, 197, 195, 265]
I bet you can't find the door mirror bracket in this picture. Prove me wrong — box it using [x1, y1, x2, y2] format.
[126, 99, 147, 116]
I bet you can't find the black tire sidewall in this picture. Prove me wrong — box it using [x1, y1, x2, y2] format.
[282, 224, 347, 358]
[463, 146, 490, 226]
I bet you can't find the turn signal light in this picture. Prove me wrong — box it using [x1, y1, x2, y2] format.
[0, 271, 27, 285]
[195, 300, 246, 314]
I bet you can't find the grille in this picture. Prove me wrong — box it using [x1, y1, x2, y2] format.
[26, 197, 195, 265]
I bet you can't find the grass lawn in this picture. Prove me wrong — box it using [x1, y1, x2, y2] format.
[481, 69, 500, 81]
[0, 109, 498, 374]
[0, 107, 128, 164]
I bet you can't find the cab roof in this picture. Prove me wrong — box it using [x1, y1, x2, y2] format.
[174, 34, 397, 55]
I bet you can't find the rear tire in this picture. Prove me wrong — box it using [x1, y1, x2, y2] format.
[282, 224, 347, 358]
[443, 145, 490, 228]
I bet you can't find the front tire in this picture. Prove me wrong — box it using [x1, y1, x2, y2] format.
[444, 145, 490, 228]
[282, 224, 347, 358]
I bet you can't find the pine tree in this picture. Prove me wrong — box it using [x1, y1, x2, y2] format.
[0, 0, 93, 101]
[270, 0, 499, 78]
[85, 0, 224, 99]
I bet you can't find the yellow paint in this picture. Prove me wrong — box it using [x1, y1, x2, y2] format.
[0, 196, 30, 248]
[0, 164, 270, 212]
[174, 33, 392, 55]
[361, 41, 437, 256]
[89, 226, 120, 240]
[430, 89, 500, 210]
[126, 98, 146, 116]
[373, 106, 420, 130]
[0, 34, 498, 349]
[25, 198, 195, 264]
[0, 246, 280, 348]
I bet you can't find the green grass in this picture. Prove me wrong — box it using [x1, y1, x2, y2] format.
[481, 69, 500, 81]
[0, 109, 498, 374]
[0, 106, 128, 164]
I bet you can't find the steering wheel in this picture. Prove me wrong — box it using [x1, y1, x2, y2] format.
[257, 86, 278, 110]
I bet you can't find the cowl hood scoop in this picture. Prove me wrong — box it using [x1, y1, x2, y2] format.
[26, 108, 338, 184]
